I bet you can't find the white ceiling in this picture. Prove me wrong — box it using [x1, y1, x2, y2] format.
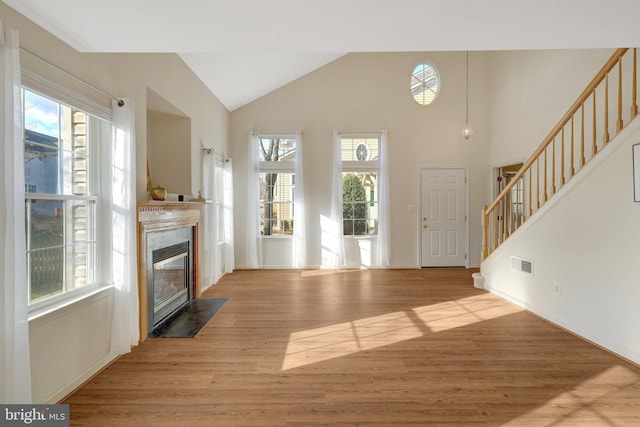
[4, 0, 640, 110]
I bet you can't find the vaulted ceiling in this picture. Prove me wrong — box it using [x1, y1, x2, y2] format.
[4, 0, 640, 111]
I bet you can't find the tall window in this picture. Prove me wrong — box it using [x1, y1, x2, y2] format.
[340, 135, 380, 236]
[257, 135, 296, 236]
[23, 88, 107, 305]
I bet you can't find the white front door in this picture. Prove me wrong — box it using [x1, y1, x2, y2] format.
[420, 168, 467, 267]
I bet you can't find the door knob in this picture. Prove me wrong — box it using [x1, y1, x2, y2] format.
[423, 225, 428, 229]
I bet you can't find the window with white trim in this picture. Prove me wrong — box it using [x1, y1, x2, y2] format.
[23, 87, 110, 306]
[411, 63, 440, 106]
[257, 135, 297, 236]
[340, 135, 380, 236]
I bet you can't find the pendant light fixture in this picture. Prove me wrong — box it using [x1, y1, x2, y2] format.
[462, 51, 473, 140]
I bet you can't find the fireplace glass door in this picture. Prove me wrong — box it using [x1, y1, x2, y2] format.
[152, 242, 189, 327]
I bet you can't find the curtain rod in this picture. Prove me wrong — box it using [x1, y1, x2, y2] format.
[20, 47, 123, 105]
[202, 148, 230, 162]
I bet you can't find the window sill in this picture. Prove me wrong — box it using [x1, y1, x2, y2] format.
[28, 284, 114, 323]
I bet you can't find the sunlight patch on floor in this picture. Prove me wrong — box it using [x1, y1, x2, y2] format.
[281, 294, 522, 370]
[412, 294, 524, 333]
[282, 311, 422, 370]
[300, 269, 358, 278]
[502, 365, 640, 426]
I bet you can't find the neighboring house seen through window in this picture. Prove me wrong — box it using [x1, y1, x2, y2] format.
[257, 135, 297, 236]
[23, 87, 108, 306]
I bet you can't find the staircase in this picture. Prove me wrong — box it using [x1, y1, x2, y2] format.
[481, 48, 639, 260]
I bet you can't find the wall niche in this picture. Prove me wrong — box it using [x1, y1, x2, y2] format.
[147, 88, 192, 197]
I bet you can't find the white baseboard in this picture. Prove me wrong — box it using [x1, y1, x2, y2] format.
[44, 353, 120, 404]
[485, 283, 640, 367]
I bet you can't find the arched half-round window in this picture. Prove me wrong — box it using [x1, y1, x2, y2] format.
[411, 63, 440, 106]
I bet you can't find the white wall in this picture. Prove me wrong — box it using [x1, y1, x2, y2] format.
[29, 290, 114, 403]
[488, 49, 614, 167]
[147, 110, 192, 195]
[484, 47, 640, 364]
[1, 3, 229, 403]
[482, 118, 640, 364]
[230, 52, 492, 269]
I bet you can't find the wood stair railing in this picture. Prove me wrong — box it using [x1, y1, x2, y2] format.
[482, 48, 639, 261]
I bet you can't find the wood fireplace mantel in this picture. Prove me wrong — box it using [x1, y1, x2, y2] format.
[137, 201, 203, 341]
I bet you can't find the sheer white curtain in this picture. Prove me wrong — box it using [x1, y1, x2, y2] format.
[222, 159, 235, 274]
[110, 97, 139, 355]
[202, 150, 220, 289]
[292, 132, 306, 269]
[376, 130, 391, 267]
[0, 21, 32, 404]
[246, 133, 262, 268]
[328, 131, 346, 268]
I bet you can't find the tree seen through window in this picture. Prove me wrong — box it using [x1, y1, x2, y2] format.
[258, 137, 296, 236]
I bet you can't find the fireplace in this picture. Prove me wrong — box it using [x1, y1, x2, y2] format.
[137, 201, 202, 340]
[148, 233, 192, 331]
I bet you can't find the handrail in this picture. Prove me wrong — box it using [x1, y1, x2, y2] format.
[482, 48, 638, 260]
[486, 48, 628, 214]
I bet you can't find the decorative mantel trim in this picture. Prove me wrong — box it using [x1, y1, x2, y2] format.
[138, 201, 203, 225]
[137, 201, 203, 340]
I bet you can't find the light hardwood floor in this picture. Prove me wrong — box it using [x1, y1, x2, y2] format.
[65, 269, 640, 426]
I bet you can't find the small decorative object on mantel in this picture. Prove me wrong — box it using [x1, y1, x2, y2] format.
[190, 190, 212, 204]
[150, 185, 166, 201]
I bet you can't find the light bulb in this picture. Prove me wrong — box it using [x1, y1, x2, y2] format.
[462, 124, 473, 140]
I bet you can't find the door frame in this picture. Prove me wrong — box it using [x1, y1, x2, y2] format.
[491, 157, 527, 200]
[417, 166, 470, 268]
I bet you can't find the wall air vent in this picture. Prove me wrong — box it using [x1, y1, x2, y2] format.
[511, 256, 533, 275]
